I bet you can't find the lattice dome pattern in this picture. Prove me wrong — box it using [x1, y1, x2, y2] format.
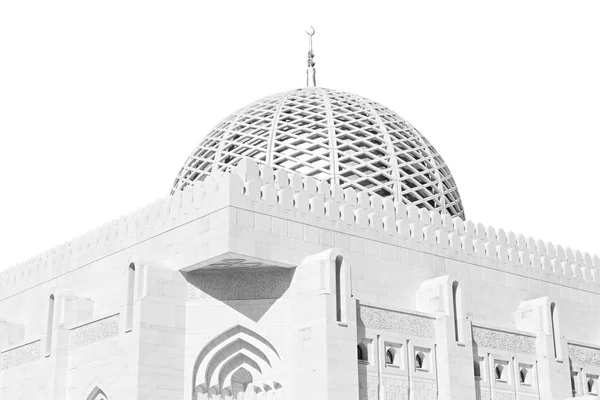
[172, 87, 465, 218]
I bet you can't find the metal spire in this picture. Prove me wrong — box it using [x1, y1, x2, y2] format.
[306, 26, 316, 87]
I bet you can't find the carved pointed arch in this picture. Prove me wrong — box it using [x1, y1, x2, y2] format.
[191, 325, 282, 398]
[217, 353, 262, 389]
[195, 325, 279, 365]
[204, 337, 272, 386]
[86, 386, 108, 400]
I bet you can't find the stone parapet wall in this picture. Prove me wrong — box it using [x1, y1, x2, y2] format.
[69, 313, 120, 349]
[472, 325, 536, 355]
[2, 158, 599, 298]
[357, 304, 435, 339]
[568, 341, 600, 367]
[0, 339, 40, 370]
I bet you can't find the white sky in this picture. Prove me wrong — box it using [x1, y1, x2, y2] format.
[1, 0, 599, 269]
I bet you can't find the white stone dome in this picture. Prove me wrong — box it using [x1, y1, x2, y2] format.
[173, 87, 465, 218]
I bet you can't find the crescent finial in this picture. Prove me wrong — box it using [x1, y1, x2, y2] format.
[305, 26, 316, 87]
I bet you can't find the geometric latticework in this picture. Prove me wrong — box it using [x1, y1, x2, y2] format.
[172, 87, 465, 218]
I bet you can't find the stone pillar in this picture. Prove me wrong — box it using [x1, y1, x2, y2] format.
[516, 297, 571, 400]
[286, 248, 359, 400]
[46, 289, 93, 400]
[417, 275, 475, 400]
[133, 262, 188, 400]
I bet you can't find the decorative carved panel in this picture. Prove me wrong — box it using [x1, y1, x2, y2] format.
[187, 269, 293, 300]
[493, 391, 516, 400]
[472, 326, 535, 355]
[383, 376, 409, 400]
[1, 340, 40, 370]
[358, 305, 435, 339]
[568, 343, 600, 367]
[411, 377, 437, 400]
[70, 314, 119, 349]
[475, 384, 491, 400]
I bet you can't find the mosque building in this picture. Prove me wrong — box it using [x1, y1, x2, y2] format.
[1, 29, 599, 400]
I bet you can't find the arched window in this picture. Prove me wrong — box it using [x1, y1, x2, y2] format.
[45, 294, 55, 357]
[550, 302, 562, 359]
[357, 343, 368, 362]
[518, 364, 533, 386]
[415, 352, 424, 369]
[386, 349, 394, 365]
[335, 256, 344, 322]
[452, 281, 462, 342]
[495, 365, 503, 381]
[125, 263, 135, 332]
[520, 368, 527, 384]
[571, 367, 579, 396]
[473, 360, 481, 379]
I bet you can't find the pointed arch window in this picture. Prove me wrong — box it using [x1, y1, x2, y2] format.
[495, 365, 503, 381]
[452, 281, 462, 342]
[45, 294, 54, 357]
[518, 363, 533, 387]
[125, 263, 135, 332]
[473, 360, 481, 379]
[473, 356, 487, 381]
[357, 343, 368, 362]
[415, 352, 424, 369]
[414, 347, 430, 371]
[587, 374, 599, 395]
[571, 364, 580, 396]
[384, 343, 402, 368]
[550, 302, 562, 359]
[494, 360, 509, 383]
[385, 349, 394, 365]
[335, 255, 346, 322]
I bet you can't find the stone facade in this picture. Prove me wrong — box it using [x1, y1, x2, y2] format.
[0, 158, 598, 400]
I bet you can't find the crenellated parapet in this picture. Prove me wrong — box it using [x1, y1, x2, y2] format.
[2, 158, 599, 297]
[229, 159, 600, 293]
[0, 173, 245, 297]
